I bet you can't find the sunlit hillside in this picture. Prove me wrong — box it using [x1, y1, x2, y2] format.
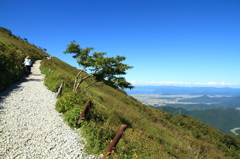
[0, 27, 46, 91]
[1, 27, 240, 158]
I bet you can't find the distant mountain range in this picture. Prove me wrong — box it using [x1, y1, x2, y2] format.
[153, 106, 240, 135]
[179, 95, 240, 103]
[126, 86, 240, 96]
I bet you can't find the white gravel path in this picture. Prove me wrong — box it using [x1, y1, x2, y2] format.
[0, 60, 98, 159]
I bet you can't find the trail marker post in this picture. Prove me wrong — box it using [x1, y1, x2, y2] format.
[56, 80, 64, 97]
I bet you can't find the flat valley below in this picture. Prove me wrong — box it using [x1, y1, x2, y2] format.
[130, 94, 228, 107]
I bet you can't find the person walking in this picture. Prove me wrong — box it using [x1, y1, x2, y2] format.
[24, 56, 32, 75]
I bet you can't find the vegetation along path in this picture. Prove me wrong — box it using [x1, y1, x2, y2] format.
[0, 60, 97, 159]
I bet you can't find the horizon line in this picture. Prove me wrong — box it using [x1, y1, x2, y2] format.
[129, 81, 240, 88]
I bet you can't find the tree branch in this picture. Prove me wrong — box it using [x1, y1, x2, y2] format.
[83, 82, 103, 93]
[73, 67, 85, 92]
[73, 72, 96, 93]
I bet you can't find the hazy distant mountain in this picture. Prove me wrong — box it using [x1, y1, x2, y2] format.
[125, 86, 157, 94]
[179, 95, 240, 103]
[126, 86, 240, 96]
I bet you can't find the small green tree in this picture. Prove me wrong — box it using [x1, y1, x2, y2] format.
[64, 41, 134, 93]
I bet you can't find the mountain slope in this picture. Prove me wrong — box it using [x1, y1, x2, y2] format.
[0, 27, 46, 91]
[2, 27, 240, 158]
[154, 106, 240, 135]
[40, 54, 240, 158]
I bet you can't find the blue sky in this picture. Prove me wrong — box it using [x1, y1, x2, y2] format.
[2, 0, 240, 88]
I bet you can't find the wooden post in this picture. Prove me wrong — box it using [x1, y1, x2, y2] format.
[77, 100, 91, 126]
[56, 80, 64, 97]
[102, 124, 127, 159]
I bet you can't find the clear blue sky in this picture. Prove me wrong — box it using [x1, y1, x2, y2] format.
[2, 0, 240, 88]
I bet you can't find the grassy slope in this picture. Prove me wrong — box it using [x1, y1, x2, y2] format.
[1, 27, 240, 158]
[40, 57, 240, 159]
[0, 27, 45, 91]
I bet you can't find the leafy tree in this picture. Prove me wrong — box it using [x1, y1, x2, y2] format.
[64, 41, 134, 93]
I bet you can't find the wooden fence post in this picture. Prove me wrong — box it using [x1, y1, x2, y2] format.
[102, 124, 127, 159]
[77, 100, 92, 126]
[56, 80, 64, 97]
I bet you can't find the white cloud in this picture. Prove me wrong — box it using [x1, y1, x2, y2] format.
[129, 81, 190, 86]
[220, 82, 235, 86]
[194, 82, 238, 86]
[129, 81, 240, 87]
[195, 82, 217, 86]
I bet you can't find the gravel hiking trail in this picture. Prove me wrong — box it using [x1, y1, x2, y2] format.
[0, 60, 98, 159]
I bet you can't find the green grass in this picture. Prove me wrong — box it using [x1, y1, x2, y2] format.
[0, 27, 46, 91]
[2, 26, 240, 158]
[40, 56, 240, 159]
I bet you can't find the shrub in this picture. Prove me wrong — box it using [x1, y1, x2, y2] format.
[0, 27, 46, 91]
[55, 92, 86, 113]
[43, 72, 63, 92]
[0, 49, 25, 91]
[64, 105, 83, 128]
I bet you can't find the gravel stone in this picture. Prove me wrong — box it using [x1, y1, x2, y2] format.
[0, 60, 100, 159]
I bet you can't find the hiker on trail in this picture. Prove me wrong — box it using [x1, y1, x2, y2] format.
[23, 56, 32, 75]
